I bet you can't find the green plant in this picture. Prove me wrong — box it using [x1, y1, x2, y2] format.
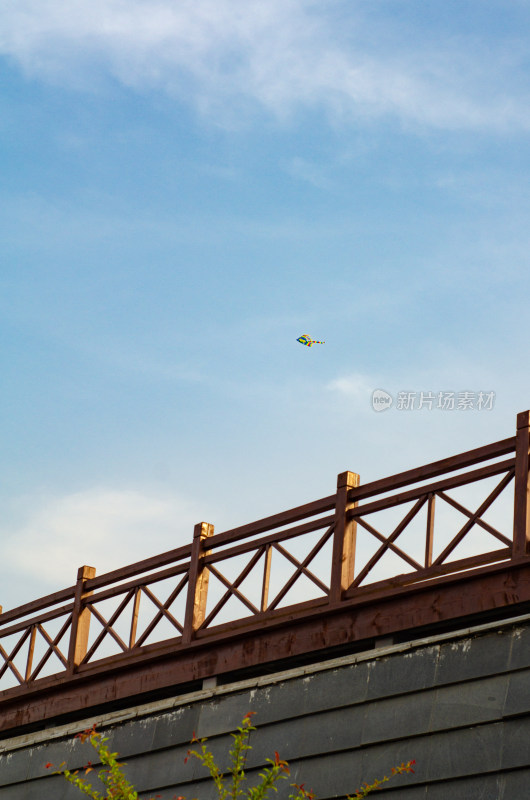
[184, 712, 312, 800]
[186, 714, 414, 800]
[45, 723, 143, 800]
[45, 714, 414, 799]
[347, 761, 416, 799]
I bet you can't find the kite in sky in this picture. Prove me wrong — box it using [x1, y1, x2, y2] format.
[297, 334, 325, 347]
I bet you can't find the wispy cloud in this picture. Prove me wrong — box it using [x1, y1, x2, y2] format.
[2, 487, 199, 593]
[1, 1, 530, 131]
[327, 372, 374, 400]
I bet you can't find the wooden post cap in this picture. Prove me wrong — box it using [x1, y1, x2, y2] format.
[337, 471, 360, 490]
[193, 522, 214, 539]
[76, 566, 96, 581]
[517, 410, 530, 430]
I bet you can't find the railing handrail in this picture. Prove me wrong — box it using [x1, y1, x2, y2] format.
[85, 542, 193, 593]
[348, 436, 516, 503]
[349, 457, 516, 518]
[203, 514, 336, 567]
[0, 602, 75, 639]
[0, 586, 76, 627]
[85, 562, 192, 607]
[0, 433, 521, 633]
[207, 493, 336, 550]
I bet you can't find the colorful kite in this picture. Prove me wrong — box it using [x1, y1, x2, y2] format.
[297, 334, 325, 347]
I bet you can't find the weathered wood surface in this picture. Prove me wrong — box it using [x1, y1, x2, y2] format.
[0, 557, 529, 734]
[0, 411, 528, 735]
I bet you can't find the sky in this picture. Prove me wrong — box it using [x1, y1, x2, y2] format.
[1, 0, 530, 619]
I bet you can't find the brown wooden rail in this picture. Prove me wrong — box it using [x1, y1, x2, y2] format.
[0, 410, 529, 725]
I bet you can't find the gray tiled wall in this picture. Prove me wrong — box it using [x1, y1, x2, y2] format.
[1, 619, 528, 799]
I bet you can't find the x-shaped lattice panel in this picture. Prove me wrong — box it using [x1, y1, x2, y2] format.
[351, 469, 514, 588]
[0, 616, 71, 685]
[81, 577, 189, 664]
[201, 525, 334, 629]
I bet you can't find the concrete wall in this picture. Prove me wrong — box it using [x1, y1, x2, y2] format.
[1, 612, 529, 800]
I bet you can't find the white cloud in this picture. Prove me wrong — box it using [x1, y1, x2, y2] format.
[1, 0, 529, 130]
[327, 372, 374, 399]
[2, 487, 199, 590]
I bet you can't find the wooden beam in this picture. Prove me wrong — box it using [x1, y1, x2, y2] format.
[348, 459, 514, 518]
[349, 436, 515, 502]
[330, 471, 360, 603]
[0, 603, 74, 639]
[203, 516, 335, 567]
[85, 544, 193, 592]
[67, 566, 96, 675]
[182, 523, 213, 644]
[208, 495, 336, 550]
[513, 410, 530, 557]
[0, 588, 75, 627]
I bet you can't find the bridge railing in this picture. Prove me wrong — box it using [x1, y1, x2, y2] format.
[344, 433, 518, 596]
[0, 410, 529, 694]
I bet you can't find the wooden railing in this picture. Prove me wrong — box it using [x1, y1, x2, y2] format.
[1, 410, 529, 696]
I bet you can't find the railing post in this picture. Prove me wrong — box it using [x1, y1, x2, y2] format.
[67, 565, 96, 675]
[182, 522, 214, 644]
[513, 410, 530, 558]
[330, 471, 360, 603]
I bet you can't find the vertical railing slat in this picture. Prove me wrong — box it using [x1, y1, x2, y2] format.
[129, 587, 142, 649]
[425, 493, 436, 567]
[25, 625, 36, 682]
[261, 544, 272, 612]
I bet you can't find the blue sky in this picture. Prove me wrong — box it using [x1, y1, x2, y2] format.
[1, 0, 530, 611]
